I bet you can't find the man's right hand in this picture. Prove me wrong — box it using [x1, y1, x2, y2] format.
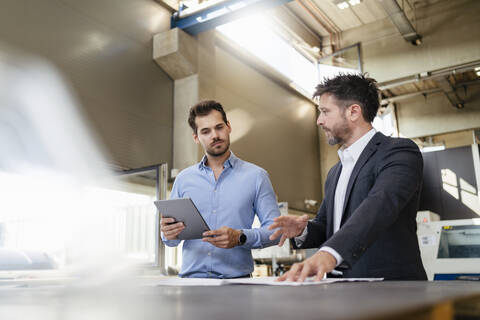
[160, 215, 185, 240]
[268, 214, 309, 246]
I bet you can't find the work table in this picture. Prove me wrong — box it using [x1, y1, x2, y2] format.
[0, 279, 479, 320]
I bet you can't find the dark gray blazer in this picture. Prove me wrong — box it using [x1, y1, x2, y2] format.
[295, 132, 427, 280]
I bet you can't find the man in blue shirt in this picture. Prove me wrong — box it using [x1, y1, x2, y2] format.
[160, 100, 280, 278]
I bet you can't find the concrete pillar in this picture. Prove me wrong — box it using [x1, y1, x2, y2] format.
[153, 28, 216, 173]
[173, 74, 200, 170]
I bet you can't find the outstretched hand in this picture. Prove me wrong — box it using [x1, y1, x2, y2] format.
[268, 214, 309, 246]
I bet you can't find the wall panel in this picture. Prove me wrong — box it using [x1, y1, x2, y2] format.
[215, 46, 322, 204]
[0, 0, 174, 169]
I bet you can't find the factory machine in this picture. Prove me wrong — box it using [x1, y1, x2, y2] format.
[417, 211, 480, 280]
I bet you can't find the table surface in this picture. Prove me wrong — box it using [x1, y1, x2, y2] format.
[1, 279, 480, 320]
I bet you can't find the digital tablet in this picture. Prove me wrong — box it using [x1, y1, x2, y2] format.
[154, 198, 210, 240]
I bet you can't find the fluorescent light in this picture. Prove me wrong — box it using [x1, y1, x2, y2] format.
[217, 14, 317, 96]
[476, 71, 480, 77]
[421, 145, 445, 153]
[348, 0, 361, 5]
[475, 67, 480, 71]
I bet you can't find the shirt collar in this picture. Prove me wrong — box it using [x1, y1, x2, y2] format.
[338, 128, 376, 165]
[198, 151, 238, 171]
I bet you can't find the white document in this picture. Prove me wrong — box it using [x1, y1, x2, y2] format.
[152, 276, 383, 287]
[226, 277, 383, 286]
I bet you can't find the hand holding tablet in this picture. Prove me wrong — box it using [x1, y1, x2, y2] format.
[155, 198, 211, 240]
[160, 216, 185, 240]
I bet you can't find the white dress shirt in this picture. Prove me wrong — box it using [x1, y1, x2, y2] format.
[296, 128, 377, 266]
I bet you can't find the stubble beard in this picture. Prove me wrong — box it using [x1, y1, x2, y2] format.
[327, 134, 343, 146]
[324, 119, 350, 146]
[206, 138, 230, 157]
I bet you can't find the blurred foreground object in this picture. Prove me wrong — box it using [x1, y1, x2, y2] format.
[0, 44, 148, 275]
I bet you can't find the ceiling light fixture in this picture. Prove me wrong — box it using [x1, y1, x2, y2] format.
[337, 1, 349, 9]
[333, 0, 361, 10]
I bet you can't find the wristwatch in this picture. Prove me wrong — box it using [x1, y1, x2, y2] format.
[238, 230, 247, 246]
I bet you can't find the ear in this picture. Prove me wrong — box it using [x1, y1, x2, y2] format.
[193, 132, 200, 144]
[226, 121, 232, 133]
[348, 104, 363, 122]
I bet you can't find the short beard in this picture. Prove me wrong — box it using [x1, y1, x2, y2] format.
[206, 140, 230, 157]
[325, 116, 350, 146]
[327, 135, 343, 146]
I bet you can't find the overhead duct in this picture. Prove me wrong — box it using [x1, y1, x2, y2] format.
[378, 0, 422, 45]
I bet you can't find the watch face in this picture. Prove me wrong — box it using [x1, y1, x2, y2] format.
[240, 233, 247, 245]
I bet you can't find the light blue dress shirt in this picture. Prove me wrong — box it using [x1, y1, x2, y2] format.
[162, 152, 280, 278]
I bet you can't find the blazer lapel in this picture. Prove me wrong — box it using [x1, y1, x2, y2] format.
[327, 162, 342, 237]
[340, 132, 384, 225]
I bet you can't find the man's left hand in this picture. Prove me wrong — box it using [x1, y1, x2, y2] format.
[202, 227, 241, 249]
[278, 251, 337, 282]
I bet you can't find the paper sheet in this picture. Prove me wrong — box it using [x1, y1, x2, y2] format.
[227, 277, 383, 286]
[152, 277, 383, 287]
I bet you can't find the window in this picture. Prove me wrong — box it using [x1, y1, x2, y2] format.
[0, 168, 166, 270]
[217, 13, 317, 96]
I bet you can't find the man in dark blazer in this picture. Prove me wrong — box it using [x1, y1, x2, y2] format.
[269, 74, 427, 281]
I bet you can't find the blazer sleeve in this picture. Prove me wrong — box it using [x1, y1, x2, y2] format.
[291, 199, 328, 249]
[291, 164, 337, 249]
[322, 139, 423, 268]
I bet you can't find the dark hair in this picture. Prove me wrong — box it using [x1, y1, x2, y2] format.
[188, 100, 228, 133]
[314, 74, 380, 123]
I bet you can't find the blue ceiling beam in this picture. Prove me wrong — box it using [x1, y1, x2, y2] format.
[171, 0, 293, 35]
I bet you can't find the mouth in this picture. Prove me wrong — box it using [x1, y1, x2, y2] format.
[211, 140, 224, 147]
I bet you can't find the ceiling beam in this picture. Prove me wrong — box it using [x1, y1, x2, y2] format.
[380, 79, 480, 106]
[378, 0, 422, 45]
[380, 88, 441, 105]
[378, 60, 480, 90]
[435, 77, 465, 109]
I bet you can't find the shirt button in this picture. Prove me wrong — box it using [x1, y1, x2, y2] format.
[213, 210, 216, 213]
[208, 252, 211, 256]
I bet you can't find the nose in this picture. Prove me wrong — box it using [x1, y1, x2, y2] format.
[211, 129, 220, 140]
[316, 114, 324, 126]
